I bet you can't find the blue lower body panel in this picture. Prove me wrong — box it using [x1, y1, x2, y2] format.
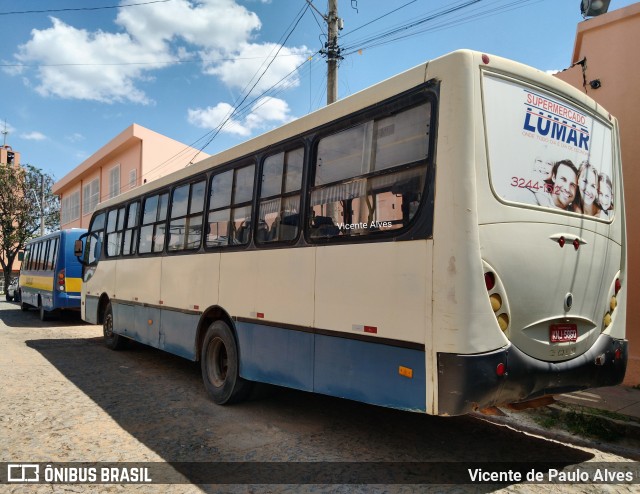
[235, 321, 426, 412]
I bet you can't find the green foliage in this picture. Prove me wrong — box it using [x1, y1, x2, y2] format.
[0, 162, 60, 288]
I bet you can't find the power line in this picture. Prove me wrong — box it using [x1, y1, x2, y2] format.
[0, 0, 173, 16]
[340, 0, 417, 38]
[0, 53, 307, 68]
[138, 4, 314, 181]
[341, 0, 540, 57]
[188, 2, 311, 163]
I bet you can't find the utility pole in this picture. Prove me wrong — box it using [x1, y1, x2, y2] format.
[307, 0, 343, 105]
[40, 173, 45, 236]
[326, 0, 341, 105]
[1, 120, 8, 147]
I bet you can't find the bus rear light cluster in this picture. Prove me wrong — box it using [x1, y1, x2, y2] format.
[483, 262, 511, 336]
[603, 276, 621, 329]
[57, 270, 65, 292]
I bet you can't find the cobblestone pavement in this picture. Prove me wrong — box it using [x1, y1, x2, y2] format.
[0, 302, 637, 493]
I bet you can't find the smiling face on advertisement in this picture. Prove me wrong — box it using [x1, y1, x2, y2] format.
[551, 160, 578, 209]
[598, 173, 613, 211]
[578, 163, 598, 207]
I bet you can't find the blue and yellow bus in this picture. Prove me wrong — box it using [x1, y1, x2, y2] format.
[19, 229, 87, 320]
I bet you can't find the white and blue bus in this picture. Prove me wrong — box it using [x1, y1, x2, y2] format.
[20, 229, 87, 320]
[77, 50, 627, 416]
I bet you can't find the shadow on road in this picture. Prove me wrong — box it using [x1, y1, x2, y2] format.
[24, 331, 596, 488]
[0, 301, 86, 328]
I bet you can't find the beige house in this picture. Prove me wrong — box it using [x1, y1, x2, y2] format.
[53, 124, 209, 229]
[555, 3, 640, 385]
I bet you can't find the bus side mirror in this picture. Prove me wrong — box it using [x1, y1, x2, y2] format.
[18, 251, 24, 262]
[74, 239, 83, 257]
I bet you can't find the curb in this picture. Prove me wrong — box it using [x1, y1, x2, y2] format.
[541, 401, 640, 442]
[473, 403, 640, 461]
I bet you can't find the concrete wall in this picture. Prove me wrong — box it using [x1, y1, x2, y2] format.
[53, 124, 208, 229]
[555, 3, 640, 385]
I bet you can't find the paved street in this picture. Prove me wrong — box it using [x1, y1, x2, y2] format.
[0, 302, 637, 493]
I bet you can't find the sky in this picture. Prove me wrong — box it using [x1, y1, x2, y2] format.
[1, 0, 637, 185]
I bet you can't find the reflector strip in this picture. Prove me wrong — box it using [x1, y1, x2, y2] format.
[399, 366, 413, 378]
[352, 324, 378, 334]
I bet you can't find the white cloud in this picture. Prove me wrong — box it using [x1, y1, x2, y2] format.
[546, 69, 560, 75]
[66, 133, 85, 143]
[21, 131, 47, 141]
[14, 17, 167, 103]
[188, 96, 294, 136]
[116, 0, 261, 54]
[205, 42, 308, 93]
[9, 0, 306, 107]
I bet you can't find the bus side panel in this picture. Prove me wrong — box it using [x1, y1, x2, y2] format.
[115, 258, 161, 306]
[160, 253, 220, 315]
[235, 321, 314, 391]
[159, 310, 200, 360]
[255, 249, 315, 326]
[314, 241, 430, 345]
[314, 335, 427, 411]
[219, 249, 315, 325]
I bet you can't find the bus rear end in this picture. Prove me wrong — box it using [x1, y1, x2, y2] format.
[435, 52, 626, 415]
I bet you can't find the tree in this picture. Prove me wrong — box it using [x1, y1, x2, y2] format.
[0, 162, 60, 291]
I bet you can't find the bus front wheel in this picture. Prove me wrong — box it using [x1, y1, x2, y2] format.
[103, 303, 127, 350]
[201, 321, 251, 405]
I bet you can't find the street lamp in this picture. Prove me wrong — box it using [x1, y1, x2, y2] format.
[580, 0, 611, 18]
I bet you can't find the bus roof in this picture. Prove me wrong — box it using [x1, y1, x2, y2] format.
[94, 49, 616, 211]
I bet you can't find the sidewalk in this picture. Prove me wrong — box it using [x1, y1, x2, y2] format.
[525, 385, 640, 450]
[556, 385, 640, 420]
[478, 385, 640, 460]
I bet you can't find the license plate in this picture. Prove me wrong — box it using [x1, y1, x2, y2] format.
[550, 324, 578, 343]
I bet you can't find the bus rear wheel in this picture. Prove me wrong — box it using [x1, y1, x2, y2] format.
[38, 298, 51, 321]
[201, 321, 251, 405]
[103, 303, 127, 350]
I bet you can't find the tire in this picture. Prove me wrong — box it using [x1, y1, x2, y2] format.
[103, 303, 127, 350]
[38, 298, 50, 321]
[201, 320, 251, 405]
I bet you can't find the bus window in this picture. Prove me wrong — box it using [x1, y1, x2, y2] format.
[206, 165, 255, 247]
[88, 212, 105, 265]
[47, 237, 59, 271]
[258, 148, 303, 243]
[168, 179, 206, 252]
[122, 201, 139, 256]
[310, 103, 430, 239]
[139, 192, 169, 254]
[106, 207, 126, 257]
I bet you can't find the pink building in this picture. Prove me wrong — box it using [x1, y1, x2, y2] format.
[53, 124, 208, 229]
[555, 3, 640, 385]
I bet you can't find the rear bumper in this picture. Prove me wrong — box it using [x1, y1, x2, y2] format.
[437, 333, 627, 416]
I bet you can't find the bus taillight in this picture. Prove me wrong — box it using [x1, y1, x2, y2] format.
[484, 272, 495, 291]
[615, 278, 621, 295]
[57, 270, 65, 291]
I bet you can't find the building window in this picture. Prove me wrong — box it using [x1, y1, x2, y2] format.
[61, 190, 81, 225]
[109, 164, 121, 199]
[129, 169, 137, 190]
[82, 178, 100, 216]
